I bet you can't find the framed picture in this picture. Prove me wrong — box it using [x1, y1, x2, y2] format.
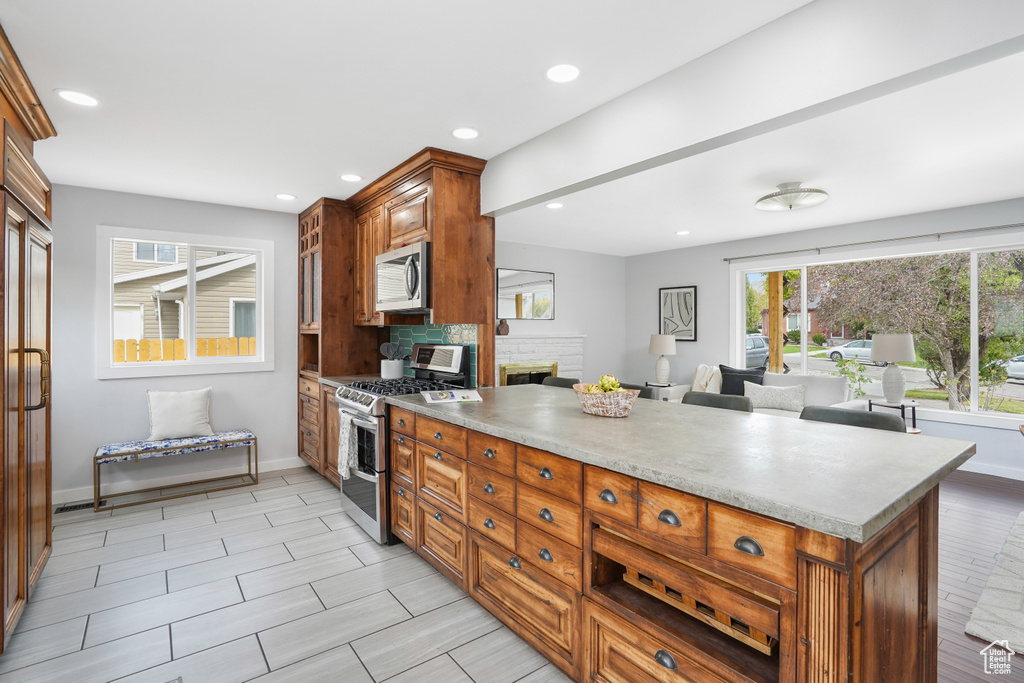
[660, 286, 697, 341]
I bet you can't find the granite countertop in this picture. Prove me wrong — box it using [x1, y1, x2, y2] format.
[386, 384, 976, 543]
[317, 374, 380, 389]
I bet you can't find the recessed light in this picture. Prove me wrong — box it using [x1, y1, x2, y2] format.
[340, 174, 362, 182]
[546, 202, 563, 209]
[675, 230, 690, 236]
[452, 128, 479, 139]
[275, 193, 296, 201]
[55, 89, 99, 106]
[546, 64, 580, 83]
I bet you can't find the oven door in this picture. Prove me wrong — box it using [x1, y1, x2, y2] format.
[339, 412, 391, 544]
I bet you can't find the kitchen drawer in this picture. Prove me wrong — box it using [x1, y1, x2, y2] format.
[416, 415, 467, 459]
[516, 446, 581, 504]
[299, 377, 320, 398]
[468, 463, 515, 515]
[299, 394, 320, 425]
[517, 482, 582, 548]
[638, 481, 707, 553]
[416, 497, 467, 589]
[584, 599, 727, 683]
[468, 532, 579, 673]
[391, 480, 415, 546]
[415, 443, 468, 523]
[299, 424, 320, 469]
[707, 503, 796, 589]
[584, 466, 638, 527]
[468, 497, 516, 552]
[467, 430, 516, 477]
[390, 407, 416, 436]
[517, 517, 583, 591]
[390, 432, 415, 487]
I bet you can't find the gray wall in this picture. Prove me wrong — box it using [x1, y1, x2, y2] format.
[624, 196, 1024, 480]
[52, 184, 300, 503]
[496, 240, 626, 382]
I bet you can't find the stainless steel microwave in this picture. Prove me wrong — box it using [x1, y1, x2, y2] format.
[375, 242, 429, 313]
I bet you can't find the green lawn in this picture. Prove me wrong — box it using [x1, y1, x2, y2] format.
[904, 389, 1024, 414]
[783, 345, 824, 353]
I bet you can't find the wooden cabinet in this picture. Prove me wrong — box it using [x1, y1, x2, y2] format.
[516, 446, 582, 503]
[415, 442, 468, 523]
[707, 503, 796, 589]
[391, 432, 415, 487]
[322, 386, 341, 488]
[584, 466, 638, 528]
[416, 496, 468, 588]
[383, 180, 430, 249]
[353, 206, 383, 326]
[637, 481, 707, 553]
[391, 480, 415, 546]
[298, 209, 321, 331]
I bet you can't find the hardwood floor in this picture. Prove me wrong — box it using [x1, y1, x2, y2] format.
[938, 469, 1024, 682]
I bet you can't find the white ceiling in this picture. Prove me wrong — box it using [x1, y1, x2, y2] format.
[3, 0, 810, 214]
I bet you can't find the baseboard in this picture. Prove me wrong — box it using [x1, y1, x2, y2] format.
[53, 455, 307, 505]
[957, 459, 1024, 482]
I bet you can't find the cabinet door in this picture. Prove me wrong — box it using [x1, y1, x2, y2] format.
[322, 387, 341, 488]
[391, 480, 415, 546]
[384, 181, 430, 249]
[416, 497, 467, 589]
[299, 423, 321, 472]
[415, 443, 468, 523]
[391, 432, 414, 487]
[354, 207, 383, 326]
[24, 221, 50, 587]
[3, 197, 24, 631]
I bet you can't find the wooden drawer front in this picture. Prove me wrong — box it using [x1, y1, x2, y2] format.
[299, 426, 319, 467]
[468, 497, 516, 552]
[584, 466, 638, 527]
[391, 481, 415, 546]
[516, 446, 582, 504]
[517, 518, 583, 591]
[416, 416, 467, 459]
[391, 433, 415, 487]
[299, 377, 320, 398]
[300, 394, 320, 425]
[468, 463, 515, 515]
[385, 181, 430, 249]
[469, 533, 578, 660]
[517, 483, 582, 548]
[584, 600, 726, 683]
[416, 497, 467, 589]
[415, 443, 468, 523]
[638, 482, 707, 553]
[390, 407, 416, 436]
[707, 504, 796, 589]
[467, 431, 516, 477]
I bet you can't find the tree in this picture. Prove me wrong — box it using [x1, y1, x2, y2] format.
[745, 277, 767, 333]
[806, 253, 1022, 410]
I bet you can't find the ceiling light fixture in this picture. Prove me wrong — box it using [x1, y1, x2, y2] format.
[275, 193, 296, 201]
[340, 174, 362, 182]
[452, 128, 478, 139]
[545, 202, 563, 209]
[546, 64, 580, 83]
[755, 182, 828, 211]
[55, 89, 99, 106]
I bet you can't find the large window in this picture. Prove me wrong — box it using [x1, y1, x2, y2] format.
[98, 227, 274, 378]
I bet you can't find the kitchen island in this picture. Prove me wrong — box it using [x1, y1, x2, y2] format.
[386, 384, 976, 682]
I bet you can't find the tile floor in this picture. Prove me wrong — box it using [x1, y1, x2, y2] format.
[0, 468, 571, 683]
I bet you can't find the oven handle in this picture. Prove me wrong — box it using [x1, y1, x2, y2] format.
[341, 409, 379, 431]
[351, 469, 379, 484]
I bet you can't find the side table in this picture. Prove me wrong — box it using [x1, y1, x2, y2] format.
[868, 399, 920, 434]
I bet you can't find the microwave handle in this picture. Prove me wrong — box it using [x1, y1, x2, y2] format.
[403, 255, 419, 299]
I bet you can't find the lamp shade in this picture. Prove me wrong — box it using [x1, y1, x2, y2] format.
[871, 333, 916, 363]
[649, 334, 677, 356]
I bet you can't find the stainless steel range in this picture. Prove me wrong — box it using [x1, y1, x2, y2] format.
[337, 343, 469, 543]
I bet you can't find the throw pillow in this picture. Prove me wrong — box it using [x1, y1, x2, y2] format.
[691, 364, 723, 393]
[147, 387, 214, 440]
[719, 365, 766, 396]
[744, 381, 805, 412]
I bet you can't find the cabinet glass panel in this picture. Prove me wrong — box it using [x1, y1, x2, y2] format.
[302, 254, 310, 325]
[312, 251, 321, 324]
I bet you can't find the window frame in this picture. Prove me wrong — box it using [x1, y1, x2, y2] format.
[96, 225, 275, 379]
[133, 241, 178, 264]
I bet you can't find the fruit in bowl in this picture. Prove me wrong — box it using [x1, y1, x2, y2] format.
[586, 374, 624, 393]
[574, 375, 640, 417]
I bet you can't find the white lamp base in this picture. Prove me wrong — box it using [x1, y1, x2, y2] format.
[655, 355, 670, 385]
[881, 363, 906, 403]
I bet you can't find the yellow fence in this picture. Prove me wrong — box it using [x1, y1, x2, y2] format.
[113, 338, 257, 363]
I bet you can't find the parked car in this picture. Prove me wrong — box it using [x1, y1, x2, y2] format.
[745, 334, 769, 368]
[828, 339, 886, 366]
[1007, 355, 1024, 380]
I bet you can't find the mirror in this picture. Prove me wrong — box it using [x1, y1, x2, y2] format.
[497, 268, 554, 320]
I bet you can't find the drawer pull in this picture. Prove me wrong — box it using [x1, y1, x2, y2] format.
[483, 447, 496, 459]
[598, 488, 618, 504]
[658, 509, 682, 527]
[538, 508, 554, 523]
[734, 535, 765, 556]
[434, 431, 444, 441]
[538, 467, 554, 480]
[654, 649, 678, 671]
[483, 517, 496, 530]
[397, 489, 406, 498]
[397, 418, 406, 427]
[483, 483, 495, 495]
[305, 397, 311, 403]
[538, 548, 554, 563]
[305, 430, 311, 437]
[434, 512, 443, 522]
[396, 436, 406, 445]
[508, 557, 522, 570]
[433, 452, 444, 461]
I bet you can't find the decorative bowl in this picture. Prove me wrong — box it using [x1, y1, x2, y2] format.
[573, 384, 640, 418]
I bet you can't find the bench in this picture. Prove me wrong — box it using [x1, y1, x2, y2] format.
[93, 429, 258, 511]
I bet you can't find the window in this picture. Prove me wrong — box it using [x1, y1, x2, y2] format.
[98, 226, 274, 378]
[786, 314, 800, 331]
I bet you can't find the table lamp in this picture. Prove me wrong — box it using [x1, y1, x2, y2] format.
[649, 334, 677, 385]
[871, 333, 916, 402]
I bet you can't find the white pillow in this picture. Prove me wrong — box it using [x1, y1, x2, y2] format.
[744, 381, 805, 412]
[147, 387, 214, 440]
[692, 364, 723, 393]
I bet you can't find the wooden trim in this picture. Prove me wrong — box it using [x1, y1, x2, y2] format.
[0, 25, 56, 141]
[348, 148, 487, 210]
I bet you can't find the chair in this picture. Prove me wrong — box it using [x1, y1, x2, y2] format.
[541, 376, 580, 389]
[681, 391, 753, 413]
[619, 382, 656, 400]
[799, 405, 906, 432]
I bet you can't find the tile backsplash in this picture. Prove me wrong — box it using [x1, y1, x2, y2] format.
[390, 324, 478, 386]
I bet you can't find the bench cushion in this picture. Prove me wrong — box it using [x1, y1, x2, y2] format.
[95, 429, 256, 465]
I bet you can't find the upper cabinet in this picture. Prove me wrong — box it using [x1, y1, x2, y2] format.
[354, 205, 384, 326]
[298, 206, 322, 331]
[384, 179, 430, 250]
